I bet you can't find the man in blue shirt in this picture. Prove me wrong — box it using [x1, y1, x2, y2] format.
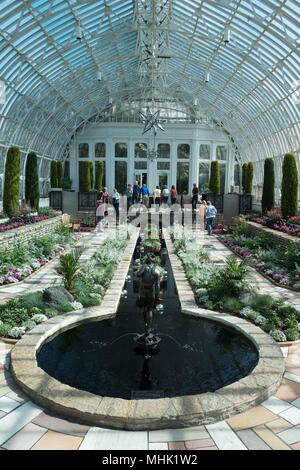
[206, 201, 217, 235]
[140, 183, 150, 207]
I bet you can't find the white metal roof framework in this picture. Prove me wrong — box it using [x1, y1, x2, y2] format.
[0, 0, 299, 174]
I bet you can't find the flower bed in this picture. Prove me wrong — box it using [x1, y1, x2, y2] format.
[0, 226, 131, 339]
[219, 222, 300, 291]
[0, 227, 74, 285]
[170, 225, 300, 342]
[250, 210, 300, 238]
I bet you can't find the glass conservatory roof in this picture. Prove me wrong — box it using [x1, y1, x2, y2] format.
[0, 0, 299, 163]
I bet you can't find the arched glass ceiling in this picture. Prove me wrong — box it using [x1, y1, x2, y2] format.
[0, 0, 299, 164]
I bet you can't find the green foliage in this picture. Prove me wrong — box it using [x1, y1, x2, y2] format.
[242, 163, 248, 193]
[0, 323, 11, 337]
[56, 250, 81, 291]
[62, 177, 72, 190]
[208, 256, 250, 300]
[285, 328, 300, 341]
[22, 319, 36, 331]
[221, 297, 243, 313]
[3, 146, 20, 216]
[278, 243, 300, 271]
[79, 161, 91, 192]
[89, 161, 94, 190]
[56, 161, 63, 188]
[95, 161, 104, 190]
[210, 161, 220, 195]
[50, 160, 58, 188]
[245, 162, 254, 194]
[25, 152, 40, 210]
[281, 152, 298, 218]
[262, 158, 275, 212]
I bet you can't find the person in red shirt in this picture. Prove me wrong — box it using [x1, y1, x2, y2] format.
[170, 185, 177, 204]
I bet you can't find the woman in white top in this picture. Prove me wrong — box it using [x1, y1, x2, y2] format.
[162, 185, 169, 204]
[154, 186, 161, 206]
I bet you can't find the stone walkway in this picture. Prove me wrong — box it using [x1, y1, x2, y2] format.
[1, 231, 300, 450]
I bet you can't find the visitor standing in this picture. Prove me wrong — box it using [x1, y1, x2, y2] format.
[170, 185, 177, 205]
[140, 183, 150, 207]
[192, 183, 199, 223]
[154, 185, 161, 207]
[102, 187, 109, 217]
[198, 200, 207, 232]
[125, 183, 133, 209]
[133, 181, 140, 204]
[96, 191, 105, 232]
[112, 188, 120, 222]
[206, 201, 217, 235]
[162, 185, 169, 204]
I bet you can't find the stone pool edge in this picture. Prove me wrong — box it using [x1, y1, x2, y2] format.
[10, 227, 284, 431]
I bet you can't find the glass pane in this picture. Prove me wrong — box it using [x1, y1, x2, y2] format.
[234, 164, 240, 186]
[135, 143, 147, 158]
[135, 161, 147, 170]
[216, 145, 227, 161]
[200, 144, 210, 160]
[115, 143, 127, 158]
[220, 164, 226, 194]
[177, 144, 190, 159]
[159, 174, 168, 188]
[199, 161, 210, 193]
[79, 143, 89, 158]
[177, 162, 189, 194]
[157, 161, 170, 170]
[157, 143, 170, 159]
[95, 143, 105, 158]
[115, 161, 127, 193]
[64, 161, 70, 178]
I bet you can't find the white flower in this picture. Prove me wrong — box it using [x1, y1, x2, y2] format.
[71, 301, 83, 311]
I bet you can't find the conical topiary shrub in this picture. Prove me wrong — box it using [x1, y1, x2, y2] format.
[281, 152, 298, 218]
[56, 161, 63, 188]
[95, 161, 104, 190]
[242, 163, 248, 193]
[210, 161, 220, 195]
[89, 161, 94, 190]
[3, 146, 20, 217]
[262, 158, 275, 212]
[25, 152, 40, 210]
[245, 162, 254, 194]
[79, 161, 91, 192]
[50, 160, 58, 188]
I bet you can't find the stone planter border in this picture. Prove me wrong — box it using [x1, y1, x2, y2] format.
[10, 227, 284, 431]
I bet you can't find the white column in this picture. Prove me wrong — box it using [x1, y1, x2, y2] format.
[106, 138, 114, 194]
[226, 145, 234, 193]
[190, 139, 198, 193]
[170, 140, 177, 188]
[128, 139, 135, 185]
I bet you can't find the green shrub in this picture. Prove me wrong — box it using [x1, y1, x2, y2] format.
[56, 302, 74, 313]
[3, 146, 20, 216]
[284, 328, 299, 341]
[56, 161, 63, 188]
[25, 152, 40, 210]
[242, 163, 248, 193]
[8, 326, 25, 339]
[95, 161, 104, 190]
[262, 158, 275, 212]
[22, 319, 37, 331]
[210, 161, 220, 195]
[0, 323, 11, 337]
[245, 162, 254, 194]
[79, 161, 91, 192]
[281, 152, 298, 218]
[222, 297, 242, 313]
[270, 329, 287, 342]
[50, 160, 58, 188]
[62, 177, 72, 190]
[89, 161, 94, 189]
[208, 256, 250, 300]
[56, 250, 81, 291]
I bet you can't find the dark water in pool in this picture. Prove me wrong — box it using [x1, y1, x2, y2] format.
[37, 241, 259, 399]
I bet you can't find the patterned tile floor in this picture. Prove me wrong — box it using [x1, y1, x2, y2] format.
[1, 231, 300, 450]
